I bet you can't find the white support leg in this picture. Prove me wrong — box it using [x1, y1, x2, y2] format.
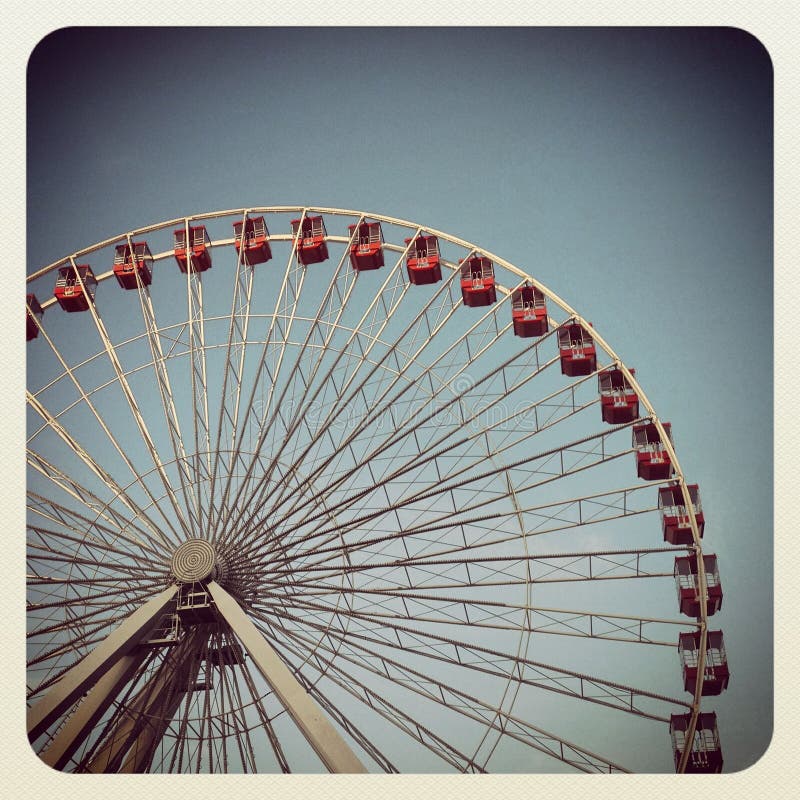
[27, 585, 179, 743]
[207, 580, 367, 773]
[40, 650, 149, 770]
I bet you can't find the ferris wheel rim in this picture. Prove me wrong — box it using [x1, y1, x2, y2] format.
[26, 205, 715, 774]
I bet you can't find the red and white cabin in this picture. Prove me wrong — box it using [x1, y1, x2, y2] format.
[674, 554, 723, 618]
[291, 215, 328, 265]
[405, 235, 442, 285]
[632, 421, 673, 480]
[557, 322, 597, 376]
[54, 265, 97, 312]
[233, 216, 272, 266]
[598, 367, 639, 424]
[659, 483, 704, 544]
[26, 293, 44, 341]
[348, 220, 384, 271]
[174, 225, 212, 273]
[511, 284, 548, 337]
[679, 630, 730, 696]
[113, 241, 153, 289]
[459, 256, 497, 307]
[669, 712, 723, 773]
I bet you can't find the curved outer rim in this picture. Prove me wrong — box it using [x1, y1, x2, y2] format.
[27, 205, 711, 773]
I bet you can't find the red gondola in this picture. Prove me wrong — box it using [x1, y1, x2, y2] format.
[679, 630, 730, 696]
[26, 293, 44, 341]
[174, 225, 212, 273]
[233, 216, 272, 266]
[669, 712, 723, 773]
[674, 554, 723, 618]
[290, 215, 328, 265]
[511, 284, 548, 337]
[659, 483, 705, 544]
[632, 421, 673, 480]
[348, 220, 384, 271]
[113, 241, 153, 289]
[459, 256, 496, 307]
[557, 322, 596, 376]
[54, 265, 97, 312]
[598, 367, 639, 423]
[404, 235, 442, 285]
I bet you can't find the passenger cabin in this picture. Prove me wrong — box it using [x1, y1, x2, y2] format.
[679, 630, 730, 696]
[291, 215, 328, 265]
[26, 293, 43, 341]
[174, 225, 212, 273]
[557, 322, 597, 377]
[233, 216, 272, 265]
[511, 284, 548, 337]
[674, 554, 723, 618]
[459, 256, 497, 307]
[632, 421, 673, 480]
[669, 712, 723, 773]
[659, 483, 705, 544]
[348, 220, 384, 271]
[54, 264, 97, 312]
[598, 367, 639, 424]
[404, 235, 442, 285]
[113, 241, 153, 289]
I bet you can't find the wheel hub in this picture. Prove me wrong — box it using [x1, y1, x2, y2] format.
[170, 538, 221, 583]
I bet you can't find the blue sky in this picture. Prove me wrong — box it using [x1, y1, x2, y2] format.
[24, 26, 773, 774]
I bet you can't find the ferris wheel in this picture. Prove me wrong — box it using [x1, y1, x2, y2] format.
[25, 206, 728, 774]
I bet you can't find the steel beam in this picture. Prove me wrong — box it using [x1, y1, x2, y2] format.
[207, 580, 367, 773]
[27, 584, 179, 743]
[40, 650, 149, 770]
[84, 628, 202, 773]
[119, 650, 203, 772]
[82, 679, 157, 773]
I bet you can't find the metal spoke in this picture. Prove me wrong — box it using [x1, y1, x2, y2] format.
[72, 260, 193, 542]
[207, 211, 256, 537]
[232, 253, 460, 538]
[28, 387, 178, 550]
[257, 607, 631, 773]
[213, 212, 312, 540]
[182, 222, 213, 536]
[131, 253, 201, 537]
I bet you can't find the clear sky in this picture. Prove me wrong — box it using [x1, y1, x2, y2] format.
[25, 26, 773, 773]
